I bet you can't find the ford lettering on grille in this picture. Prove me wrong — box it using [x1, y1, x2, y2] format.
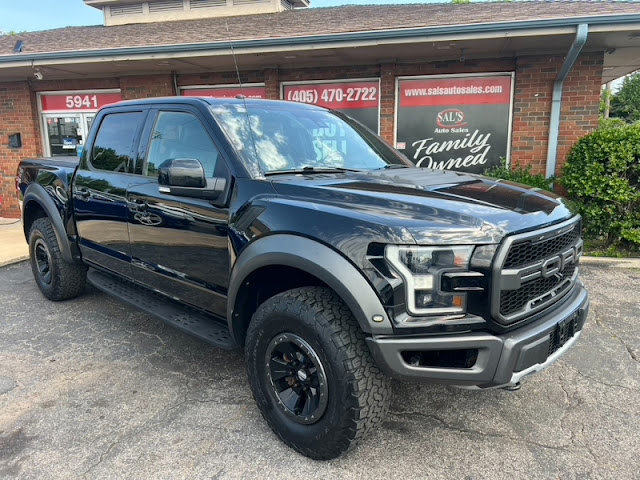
[491, 217, 583, 325]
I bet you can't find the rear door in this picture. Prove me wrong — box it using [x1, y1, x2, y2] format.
[126, 107, 231, 317]
[73, 108, 147, 277]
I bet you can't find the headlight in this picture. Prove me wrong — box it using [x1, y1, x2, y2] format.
[385, 245, 474, 315]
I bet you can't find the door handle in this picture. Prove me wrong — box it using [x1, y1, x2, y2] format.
[128, 199, 148, 212]
[77, 189, 91, 200]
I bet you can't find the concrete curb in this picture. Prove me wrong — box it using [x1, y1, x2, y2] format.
[0, 256, 29, 268]
[0, 218, 28, 267]
[580, 256, 640, 268]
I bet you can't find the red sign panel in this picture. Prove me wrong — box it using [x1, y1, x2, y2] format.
[399, 76, 512, 107]
[282, 81, 379, 110]
[181, 87, 266, 99]
[40, 93, 123, 112]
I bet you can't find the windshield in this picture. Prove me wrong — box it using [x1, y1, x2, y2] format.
[210, 103, 409, 177]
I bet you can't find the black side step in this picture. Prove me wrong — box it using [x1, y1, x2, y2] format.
[87, 269, 237, 350]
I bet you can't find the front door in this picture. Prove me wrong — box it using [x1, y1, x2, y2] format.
[127, 109, 230, 317]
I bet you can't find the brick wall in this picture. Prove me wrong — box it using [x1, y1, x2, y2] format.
[120, 75, 175, 99]
[512, 52, 603, 175]
[557, 52, 603, 175]
[0, 82, 41, 218]
[0, 53, 604, 217]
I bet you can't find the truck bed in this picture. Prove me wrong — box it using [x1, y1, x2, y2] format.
[19, 156, 80, 168]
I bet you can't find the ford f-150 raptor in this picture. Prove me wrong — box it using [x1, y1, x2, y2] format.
[17, 97, 589, 459]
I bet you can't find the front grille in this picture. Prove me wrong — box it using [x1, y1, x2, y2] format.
[504, 223, 581, 268]
[492, 217, 582, 325]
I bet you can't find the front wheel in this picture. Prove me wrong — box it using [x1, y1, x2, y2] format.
[28, 217, 87, 301]
[245, 287, 390, 460]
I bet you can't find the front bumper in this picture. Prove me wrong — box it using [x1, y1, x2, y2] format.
[366, 284, 589, 389]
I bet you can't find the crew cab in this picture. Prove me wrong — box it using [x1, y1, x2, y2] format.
[17, 97, 589, 459]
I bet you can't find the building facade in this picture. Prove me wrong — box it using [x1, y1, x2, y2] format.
[1, 1, 640, 217]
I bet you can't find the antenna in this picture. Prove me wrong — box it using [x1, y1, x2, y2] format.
[225, 20, 263, 176]
[225, 19, 245, 98]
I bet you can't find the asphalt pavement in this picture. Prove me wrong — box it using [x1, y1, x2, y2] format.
[0, 260, 638, 479]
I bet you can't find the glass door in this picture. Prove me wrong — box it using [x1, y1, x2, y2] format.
[76, 115, 95, 158]
[44, 115, 82, 156]
[43, 113, 96, 157]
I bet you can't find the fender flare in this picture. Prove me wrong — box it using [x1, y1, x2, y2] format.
[227, 234, 394, 339]
[23, 183, 73, 263]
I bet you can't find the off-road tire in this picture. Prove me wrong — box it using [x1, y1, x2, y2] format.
[245, 286, 391, 460]
[28, 217, 87, 301]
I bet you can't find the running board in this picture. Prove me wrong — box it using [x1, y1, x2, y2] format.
[87, 269, 237, 350]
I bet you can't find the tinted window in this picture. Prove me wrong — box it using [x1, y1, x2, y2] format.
[90, 112, 144, 173]
[145, 111, 220, 178]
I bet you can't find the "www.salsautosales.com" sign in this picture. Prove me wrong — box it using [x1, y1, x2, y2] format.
[395, 74, 513, 174]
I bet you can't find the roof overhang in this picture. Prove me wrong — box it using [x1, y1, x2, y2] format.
[83, 0, 310, 8]
[0, 15, 638, 83]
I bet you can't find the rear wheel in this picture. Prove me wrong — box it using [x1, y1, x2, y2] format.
[28, 217, 87, 301]
[245, 287, 390, 460]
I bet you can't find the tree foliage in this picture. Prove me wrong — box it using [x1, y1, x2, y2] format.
[609, 72, 640, 123]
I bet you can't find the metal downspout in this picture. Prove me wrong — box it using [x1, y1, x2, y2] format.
[545, 23, 589, 179]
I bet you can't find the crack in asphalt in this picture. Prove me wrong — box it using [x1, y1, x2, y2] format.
[388, 409, 572, 452]
[557, 380, 599, 464]
[81, 395, 190, 478]
[560, 362, 638, 392]
[625, 345, 639, 363]
[79, 373, 249, 478]
[592, 304, 639, 365]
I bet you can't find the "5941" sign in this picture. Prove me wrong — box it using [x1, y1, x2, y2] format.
[40, 92, 123, 112]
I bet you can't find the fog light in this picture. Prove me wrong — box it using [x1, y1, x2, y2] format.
[415, 291, 433, 308]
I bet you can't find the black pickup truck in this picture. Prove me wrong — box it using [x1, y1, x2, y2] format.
[17, 97, 589, 459]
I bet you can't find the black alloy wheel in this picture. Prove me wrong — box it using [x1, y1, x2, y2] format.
[265, 333, 329, 425]
[33, 238, 53, 285]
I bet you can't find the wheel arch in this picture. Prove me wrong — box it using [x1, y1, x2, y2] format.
[22, 183, 73, 263]
[227, 234, 394, 345]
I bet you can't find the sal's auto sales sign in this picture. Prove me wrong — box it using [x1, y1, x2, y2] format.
[396, 74, 513, 173]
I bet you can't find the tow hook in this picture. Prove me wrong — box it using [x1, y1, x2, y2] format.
[501, 382, 521, 391]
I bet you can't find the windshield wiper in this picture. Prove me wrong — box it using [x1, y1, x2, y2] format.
[264, 166, 363, 176]
[380, 164, 410, 169]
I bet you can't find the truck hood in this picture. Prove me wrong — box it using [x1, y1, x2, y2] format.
[269, 167, 574, 244]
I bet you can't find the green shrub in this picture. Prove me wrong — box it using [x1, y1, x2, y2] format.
[562, 123, 640, 247]
[483, 160, 554, 191]
[597, 117, 627, 131]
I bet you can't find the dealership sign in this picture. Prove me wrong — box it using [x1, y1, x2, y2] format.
[396, 74, 513, 174]
[282, 80, 380, 133]
[181, 85, 266, 99]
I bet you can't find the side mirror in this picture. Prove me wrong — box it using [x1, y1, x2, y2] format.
[158, 158, 226, 200]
